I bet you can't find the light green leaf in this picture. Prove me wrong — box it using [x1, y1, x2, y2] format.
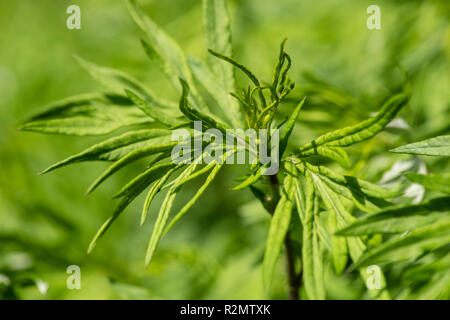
[263, 166, 295, 287]
[19, 93, 151, 136]
[301, 172, 325, 299]
[202, 0, 244, 127]
[164, 163, 222, 234]
[279, 97, 306, 156]
[86, 139, 177, 195]
[301, 162, 400, 199]
[126, 0, 206, 110]
[315, 146, 350, 169]
[354, 219, 450, 268]
[145, 165, 193, 266]
[208, 49, 267, 108]
[39, 129, 170, 174]
[125, 89, 181, 127]
[113, 162, 177, 199]
[232, 168, 262, 190]
[337, 197, 450, 236]
[178, 78, 231, 134]
[141, 165, 181, 226]
[74, 56, 174, 109]
[405, 173, 450, 194]
[298, 93, 408, 154]
[87, 164, 175, 254]
[391, 135, 450, 156]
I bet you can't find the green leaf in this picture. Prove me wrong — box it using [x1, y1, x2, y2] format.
[141, 165, 181, 226]
[308, 171, 349, 273]
[301, 162, 400, 199]
[164, 163, 222, 234]
[86, 139, 177, 195]
[314, 146, 350, 169]
[202, 0, 244, 127]
[353, 219, 450, 268]
[337, 197, 450, 236]
[298, 93, 408, 154]
[178, 78, 231, 134]
[126, 0, 206, 110]
[113, 162, 177, 199]
[187, 56, 236, 127]
[125, 89, 181, 127]
[74, 56, 174, 109]
[391, 135, 450, 156]
[19, 93, 151, 136]
[39, 129, 170, 174]
[405, 173, 450, 194]
[301, 172, 325, 299]
[232, 167, 262, 190]
[263, 167, 295, 287]
[208, 49, 267, 108]
[87, 163, 175, 254]
[145, 165, 193, 266]
[327, 210, 348, 274]
[279, 97, 306, 156]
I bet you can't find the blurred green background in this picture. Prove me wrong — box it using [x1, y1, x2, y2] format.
[0, 0, 448, 299]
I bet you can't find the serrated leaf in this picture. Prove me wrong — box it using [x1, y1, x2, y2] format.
[298, 93, 408, 154]
[263, 167, 295, 288]
[39, 129, 170, 174]
[337, 197, 450, 236]
[19, 93, 151, 136]
[391, 135, 450, 156]
[405, 173, 450, 194]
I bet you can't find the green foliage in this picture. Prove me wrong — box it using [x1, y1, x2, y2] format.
[16, 0, 449, 300]
[391, 135, 450, 156]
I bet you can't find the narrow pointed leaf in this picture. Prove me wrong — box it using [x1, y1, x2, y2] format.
[39, 129, 170, 174]
[19, 93, 151, 136]
[86, 140, 177, 195]
[145, 166, 193, 266]
[391, 135, 450, 156]
[164, 163, 222, 234]
[279, 97, 306, 156]
[298, 93, 408, 153]
[337, 197, 450, 236]
[405, 173, 450, 194]
[353, 219, 450, 268]
[125, 89, 181, 126]
[202, 0, 244, 127]
[301, 172, 325, 299]
[263, 167, 295, 287]
[126, 0, 206, 110]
